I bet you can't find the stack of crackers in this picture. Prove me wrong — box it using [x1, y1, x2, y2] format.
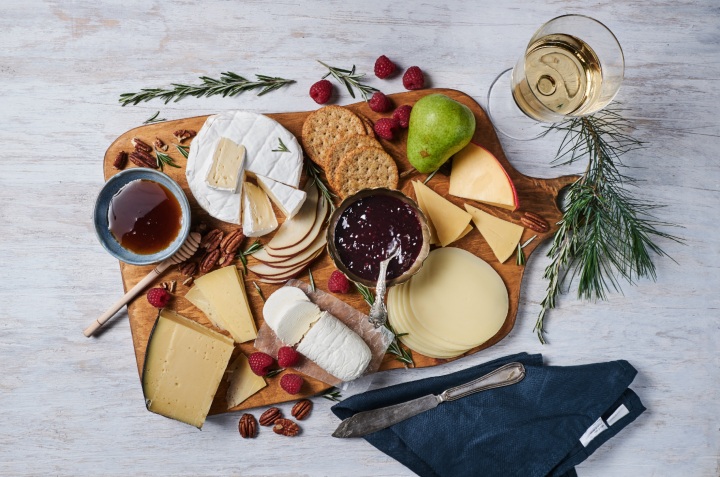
[301, 105, 399, 199]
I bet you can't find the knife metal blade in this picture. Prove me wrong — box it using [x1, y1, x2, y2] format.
[332, 362, 526, 438]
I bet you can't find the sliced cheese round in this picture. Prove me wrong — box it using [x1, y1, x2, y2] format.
[269, 300, 322, 346]
[407, 247, 508, 348]
[187, 111, 303, 224]
[262, 286, 309, 327]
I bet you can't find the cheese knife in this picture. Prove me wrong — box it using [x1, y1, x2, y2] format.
[332, 362, 526, 438]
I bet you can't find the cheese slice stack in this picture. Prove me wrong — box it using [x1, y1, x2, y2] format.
[464, 204, 524, 263]
[185, 266, 257, 343]
[142, 310, 234, 428]
[263, 287, 371, 382]
[412, 180, 472, 247]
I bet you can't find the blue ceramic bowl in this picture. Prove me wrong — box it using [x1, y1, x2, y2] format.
[93, 168, 191, 265]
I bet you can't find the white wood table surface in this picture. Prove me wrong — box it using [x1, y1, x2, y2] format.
[1, 1, 718, 475]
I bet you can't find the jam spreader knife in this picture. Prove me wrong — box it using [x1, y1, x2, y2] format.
[332, 362, 525, 438]
[368, 241, 401, 328]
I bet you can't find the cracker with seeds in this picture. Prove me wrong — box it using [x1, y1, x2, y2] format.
[301, 106, 366, 166]
[334, 146, 399, 198]
[323, 134, 383, 188]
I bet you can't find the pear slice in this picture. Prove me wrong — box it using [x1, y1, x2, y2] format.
[263, 182, 319, 250]
[264, 192, 328, 258]
[252, 249, 324, 283]
[248, 232, 327, 275]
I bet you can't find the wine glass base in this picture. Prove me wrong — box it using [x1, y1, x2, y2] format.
[487, 68, 547, 141]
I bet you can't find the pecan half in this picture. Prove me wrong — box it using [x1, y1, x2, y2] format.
[218, 251, 235, 267]
[128, 150, 157, 168]
[113, 151, 128, 170]
[199, 248, 221, 274]
[273, 418, 300, 437]
[131, 137, 153, 153]
[291, 399, 312, 421]
[238, 413, 257, 439]
[181, 276, 194, 286]
[201, 228, 224, 251]
[259, 407, 282, 426]
[220, 229, 245, 255]
[520, 211, 550, 233]
[174, 129, 196, 143]
[179, 261, 197, 277]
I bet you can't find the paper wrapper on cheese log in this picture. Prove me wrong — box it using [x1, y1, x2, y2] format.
[254, 280, 393, 386]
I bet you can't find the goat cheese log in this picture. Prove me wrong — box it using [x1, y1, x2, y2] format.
[263, 287, 372, 381]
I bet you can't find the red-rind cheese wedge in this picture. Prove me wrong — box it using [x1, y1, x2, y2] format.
[449, 142, 519, 211]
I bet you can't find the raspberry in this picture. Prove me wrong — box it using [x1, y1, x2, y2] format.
[248, 352, 275, 376]
[277, 346, 300, 368]
[328, 270, 350, 294]
[368, 91, 392, 113]
[309, 79, 333, 104]
[146, 287, 170, 308]
[280, 373, 304, 395]
[402, 66, 425, 90]
[374, 55, 397, 79]
[373, 118, 400, 140]
[392, 105, 413, 128]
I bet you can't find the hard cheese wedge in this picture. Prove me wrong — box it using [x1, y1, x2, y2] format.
[226, 353, 267, 409]
[412, 180, 472, 247]
[464, 204, 524, 263]
[449, 142, 519, 210]
[190, 266, 257, 343]
[205, 137, 246, 193]
[242, 181, 278, 237]
[412, 181, 439, 245]
[142, 309, 234, 429]
[255, 174, 307, 218]
[185, 285, 226, 332]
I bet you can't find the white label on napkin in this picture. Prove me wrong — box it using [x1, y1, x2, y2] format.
[580, 417, 608, 447]
[606, 404, 630, 426]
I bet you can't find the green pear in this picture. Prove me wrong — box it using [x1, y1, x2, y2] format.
[406, 94, 476, 173]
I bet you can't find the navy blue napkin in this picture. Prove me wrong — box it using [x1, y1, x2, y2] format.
[332, 353, 645, 477]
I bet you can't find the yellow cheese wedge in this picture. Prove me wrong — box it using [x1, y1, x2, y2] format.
[185, 285, 226, 332]
[464, 204, 524, 263]
[411, 181, 439, 245]
[412, 181, 472, 247]
[449, 143, 519, 211]
[191, 266, 257, 343]
[226, 353, 267, 409]
[142, 310, 234, 429]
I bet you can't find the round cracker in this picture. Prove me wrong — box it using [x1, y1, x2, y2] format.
[323, 134, 383, 189]
[334, 146, 399, 198]
[301, 106, 366, 165]
[356, 112, 376, 137]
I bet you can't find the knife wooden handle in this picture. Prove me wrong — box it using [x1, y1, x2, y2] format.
[440, 362, 526, 402]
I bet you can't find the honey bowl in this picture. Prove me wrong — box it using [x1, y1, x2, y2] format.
[326, 188, 430, 288]
[93, 168, 191, 266]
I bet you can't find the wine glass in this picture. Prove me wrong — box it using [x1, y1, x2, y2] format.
[487, 14, 625, 140]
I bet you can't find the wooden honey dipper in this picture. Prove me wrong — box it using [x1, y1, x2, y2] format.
[83, 232, 201, 337]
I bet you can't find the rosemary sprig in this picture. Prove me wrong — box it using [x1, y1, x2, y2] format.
[318, 61, 378, 100]
[535, 106, 681, 343]
[423, 169, 438, 185]
[154, 148, 180, 171]
[272, 137, 290, 153]
[308, 269, 316, 292]
[252, 281, 265, 302]
[143, 111, 166, 124]
[238, 240, 263, 274]
[321, 388, 343, 402]
[516, 235, 537, 266]
[119, 72, 295, 106]
[354, 283, 414, 367]
[174, 144, 189, 159]
[305, 159, 336, 214]
[266, 368, 283, 378]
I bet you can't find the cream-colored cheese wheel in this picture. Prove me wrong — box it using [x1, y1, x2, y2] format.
[408, 247, 508, 348]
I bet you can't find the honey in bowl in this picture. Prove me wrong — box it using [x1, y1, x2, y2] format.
[334, 194, 423, 282]
[108, 179, 182, 255]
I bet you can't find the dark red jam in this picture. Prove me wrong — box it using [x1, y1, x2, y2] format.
[334, 194, 423, 281]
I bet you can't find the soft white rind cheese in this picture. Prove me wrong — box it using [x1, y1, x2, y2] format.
[242, 181, 278, 237]
[272, 300, 322, 346]
[187, 111, 303, 224]
[296, 311, 372, 382]
[205, 137, 246, 193]
[262, 286, 310, 328]
[256, 174, 307, 218]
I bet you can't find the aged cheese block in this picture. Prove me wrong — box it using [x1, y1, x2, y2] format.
[142, 310, 234, 428]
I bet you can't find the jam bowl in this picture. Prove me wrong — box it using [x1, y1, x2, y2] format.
[93, 168, 191, 266]
[326, 188, 431, 288]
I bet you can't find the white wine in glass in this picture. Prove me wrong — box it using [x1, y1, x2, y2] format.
[488, 15, 624, 139]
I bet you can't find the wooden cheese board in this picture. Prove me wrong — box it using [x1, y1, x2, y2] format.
[102, 88, 576, 413]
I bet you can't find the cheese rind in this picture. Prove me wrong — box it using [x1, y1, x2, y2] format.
[242, 181, 278, 237]
[412, 180, 472, 247]
[255, 174, 307, 218]
[464, 204, 524, 263]
[142, 310, 234, 428]
[226, 353, 267, 409]
[191, 266, 257, 343]
[205, 137, 246, 193]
